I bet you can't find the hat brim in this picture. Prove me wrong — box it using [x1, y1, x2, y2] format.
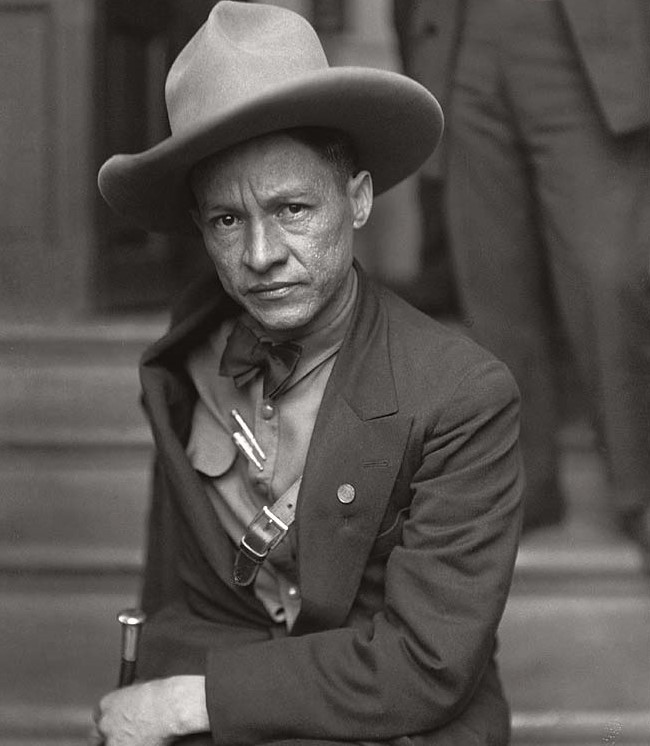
[98, 67, 443, 234]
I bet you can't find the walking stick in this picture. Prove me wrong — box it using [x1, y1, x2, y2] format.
[116, 608, 146, 687]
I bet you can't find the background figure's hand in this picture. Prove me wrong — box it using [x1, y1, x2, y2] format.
[91, 676, 208, 746]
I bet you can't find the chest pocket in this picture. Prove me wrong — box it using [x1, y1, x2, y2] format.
[186, 400, 237, 478]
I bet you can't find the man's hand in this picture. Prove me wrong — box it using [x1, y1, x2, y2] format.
[90, 675, 209, 746]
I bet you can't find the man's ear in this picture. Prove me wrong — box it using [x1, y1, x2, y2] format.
[347, 170, 373, 229]
[190, 208, 203, 232]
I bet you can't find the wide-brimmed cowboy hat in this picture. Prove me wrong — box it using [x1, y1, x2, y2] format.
[98, 1, 443, 235]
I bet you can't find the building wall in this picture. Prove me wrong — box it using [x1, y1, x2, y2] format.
[0, 0, 98, 321]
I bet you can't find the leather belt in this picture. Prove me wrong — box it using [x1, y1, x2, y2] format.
[233, 478, 301, 586]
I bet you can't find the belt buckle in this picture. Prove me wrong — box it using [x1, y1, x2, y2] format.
[240, 505, 289, 559]
[235, 505, 291, 586]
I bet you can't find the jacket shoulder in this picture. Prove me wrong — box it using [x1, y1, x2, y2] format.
[380, 286, 519, 404]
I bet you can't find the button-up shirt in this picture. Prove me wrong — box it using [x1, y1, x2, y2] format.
[185, 271, 357, 629]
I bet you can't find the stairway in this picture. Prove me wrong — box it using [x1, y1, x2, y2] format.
[0, 322, 157, 746]
[502, 432, 650, 745]
[0, 323, 648, 745]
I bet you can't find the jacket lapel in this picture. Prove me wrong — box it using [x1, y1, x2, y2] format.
[140, 279, 266, 616]
[295, 269, 412, 631]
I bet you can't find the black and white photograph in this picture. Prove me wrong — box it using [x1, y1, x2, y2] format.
[1, 1, 649, 744]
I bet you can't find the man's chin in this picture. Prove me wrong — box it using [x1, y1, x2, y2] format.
[246, 305, 314, 335]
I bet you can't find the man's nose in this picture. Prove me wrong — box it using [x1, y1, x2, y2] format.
[243, 221, 289, 272]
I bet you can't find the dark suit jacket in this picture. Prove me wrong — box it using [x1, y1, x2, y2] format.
[394, 0, 650, 179]
[136, 265, 523, 745]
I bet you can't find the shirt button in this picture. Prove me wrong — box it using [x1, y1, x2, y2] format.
[261, 402, 275, 419]
[337, 483, 356, 504]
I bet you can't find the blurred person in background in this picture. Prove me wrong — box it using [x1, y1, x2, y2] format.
[91, 2, 524, 744]
[395, 0, 650, 560]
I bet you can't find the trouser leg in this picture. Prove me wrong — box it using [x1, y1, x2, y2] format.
[446, 0, 566, 530]
[502, 0, 650, 523]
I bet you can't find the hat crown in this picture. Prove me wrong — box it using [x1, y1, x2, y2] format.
[166, 1, 329, 136]
[98, 0, 444, 234]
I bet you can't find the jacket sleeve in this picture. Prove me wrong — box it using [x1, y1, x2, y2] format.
[140, 455, 186, 616]
[203, 359, 523, 745]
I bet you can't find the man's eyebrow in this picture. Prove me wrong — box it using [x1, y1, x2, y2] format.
[197, 182, 318, 213]
[199, 199, 233, 212]
[197, 193, 241, 213]
[265, 186, 315, 202]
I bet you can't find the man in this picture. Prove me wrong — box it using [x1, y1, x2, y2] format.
[93, 3, 523, 744]
[394, 0, 650, 551]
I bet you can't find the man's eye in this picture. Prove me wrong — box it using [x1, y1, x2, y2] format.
[282, 203, 305, 217]
[211, 214, 238, 229]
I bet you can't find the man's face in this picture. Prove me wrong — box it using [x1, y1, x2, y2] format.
[191, 133, 372, 334]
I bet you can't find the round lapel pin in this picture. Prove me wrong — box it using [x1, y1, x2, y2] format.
[336, 483, 356, 504]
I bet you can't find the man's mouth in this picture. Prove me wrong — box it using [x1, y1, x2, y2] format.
[247, 282, 299, 300]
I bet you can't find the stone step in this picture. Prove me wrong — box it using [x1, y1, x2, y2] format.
[0, 569, 647, 730]
[0, 322, 156, 572]
[500, 591, 650, 712]
[0, 497, 643, 583]
[0, 453, 645, 588]
[3, 709, 650, 746]
[0, 445, 150, 571]
[0, 575, 140, 738]
[0, 321, 161, 447]
[1, 453, 643, 583]
[511, 711, 650, 745]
